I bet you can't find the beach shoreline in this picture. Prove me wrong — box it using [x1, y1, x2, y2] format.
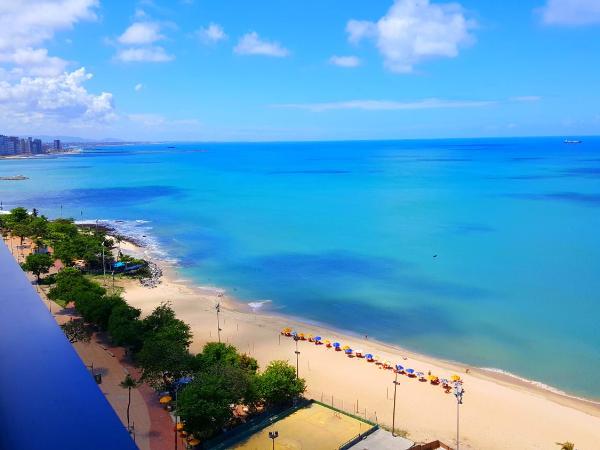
[112, 235, 600, 449]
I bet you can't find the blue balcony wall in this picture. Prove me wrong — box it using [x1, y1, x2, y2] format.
[0, 241, 138, 450]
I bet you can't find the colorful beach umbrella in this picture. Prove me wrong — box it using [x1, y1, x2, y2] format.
[345, 348, 353, 354]
[342, 345, 350, 350]
[451, 374, 461, 382]
[365, 353, 374, 360]
[314, 336, 322, 341]
[333, 342, 341, 347]
[395, 364, 404, 371]
[406, 368, 415, 374]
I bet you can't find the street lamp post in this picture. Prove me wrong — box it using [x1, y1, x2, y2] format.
[293, 335, 300, 379]
[215, 303, 222, 343]
[453, 382, 464, 450]
[268, 431, 279, 450]
[391, 371, 400, 436]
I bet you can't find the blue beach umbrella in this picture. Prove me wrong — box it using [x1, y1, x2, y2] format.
[333, 342, 341, 347]
[291, 331, 298, 337]
[365, 353, 373, 360]
[314, 336, 322, 341]
[406, 368, 415, 374]
[345, 348, 353, 354]
[395, 365, 404, 371]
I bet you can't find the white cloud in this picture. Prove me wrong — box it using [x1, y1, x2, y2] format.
[134, 83, 144, 92]
[0, 0, 98, 76]
[540, 0, 600, 25]
[0, 68, 116, 126]
[196, 23, 227, 43]
[273, 98, 495, 112]
[329, 55, 362, 68]
[116, 47, 174, 62]
[118, 22, 164, 45]
[347, 0, 475, 73]
[234, 32, 289, 57]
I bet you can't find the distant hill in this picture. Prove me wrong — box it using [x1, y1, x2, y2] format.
[31, 135, 125, 143]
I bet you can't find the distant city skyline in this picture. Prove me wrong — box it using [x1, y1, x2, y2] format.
[0, 0, 599, 141]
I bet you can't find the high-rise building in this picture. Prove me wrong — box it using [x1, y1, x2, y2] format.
[31, 139, 43, 154]
[53, 139, 61, 151]
[20, 138, 30, 153]
[0, 135, 9, 155]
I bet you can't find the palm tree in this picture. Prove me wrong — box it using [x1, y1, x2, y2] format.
[556, 442, 575, 450]
[120, 374, 138, 431]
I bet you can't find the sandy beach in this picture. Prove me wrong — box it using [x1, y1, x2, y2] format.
[111, 240, 600, 450]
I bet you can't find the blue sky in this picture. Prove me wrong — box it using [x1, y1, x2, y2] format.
[1, 0, 599, 141]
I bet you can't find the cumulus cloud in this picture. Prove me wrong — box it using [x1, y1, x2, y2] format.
[329, 55, 362, 68]
[346, 0, 475, 73]
[195, 23, 227, 43]
[116, 47, 174, 63]
[0, 0, 98, 76]
[273, 98, 495, 112]
[118, 22, 165, 45]
[540, 0, 600, 25]
[0, 68, 116, 126]
[234, 32, 289, 57]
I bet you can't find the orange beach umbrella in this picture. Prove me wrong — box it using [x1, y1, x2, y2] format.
[159, 395, 172, 404]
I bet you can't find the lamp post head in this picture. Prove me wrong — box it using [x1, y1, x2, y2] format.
[453, 382, 464, 404]
[269, 431, 279, 439]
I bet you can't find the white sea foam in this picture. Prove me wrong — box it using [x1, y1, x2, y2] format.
[479, 367, 600, 405]
[248, 300, 272, 311]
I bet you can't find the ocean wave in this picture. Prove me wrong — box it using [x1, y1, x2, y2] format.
[248, 300, 272, 311]
[479, 367, 600, 405]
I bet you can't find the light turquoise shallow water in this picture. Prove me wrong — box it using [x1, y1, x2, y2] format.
[1, 137, 599, 399]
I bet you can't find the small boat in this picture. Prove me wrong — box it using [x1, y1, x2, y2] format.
[563, 139, 582, 144]
[167, 146, 176, 149]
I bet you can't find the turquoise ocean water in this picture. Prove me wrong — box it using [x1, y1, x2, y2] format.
[1, 137, 599, 399]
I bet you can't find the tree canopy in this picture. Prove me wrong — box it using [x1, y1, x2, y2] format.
[21, 252, 54, 282]
[258, 360, 306, 406]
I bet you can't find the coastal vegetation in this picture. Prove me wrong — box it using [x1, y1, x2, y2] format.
[2, 206, 307, 444]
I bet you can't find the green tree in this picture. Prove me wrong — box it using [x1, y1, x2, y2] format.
[12, 221, 30, 245]
[48, 268, 106, 308]
[136, 334, 193, 390]
[193, 342, 258, 374]
[107, 304, 144, 350]
[258, 360, 306, 406]
[27, 216, 49, 241]
[60, 318, 92, 344]
[120, 374, 139, 431]
[177, 364, 253, 440]
[9, 207, 29, 223]
[21, 252, 54, 282]
[142, 302, 192, 346]
[84, 294, 127, 330]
